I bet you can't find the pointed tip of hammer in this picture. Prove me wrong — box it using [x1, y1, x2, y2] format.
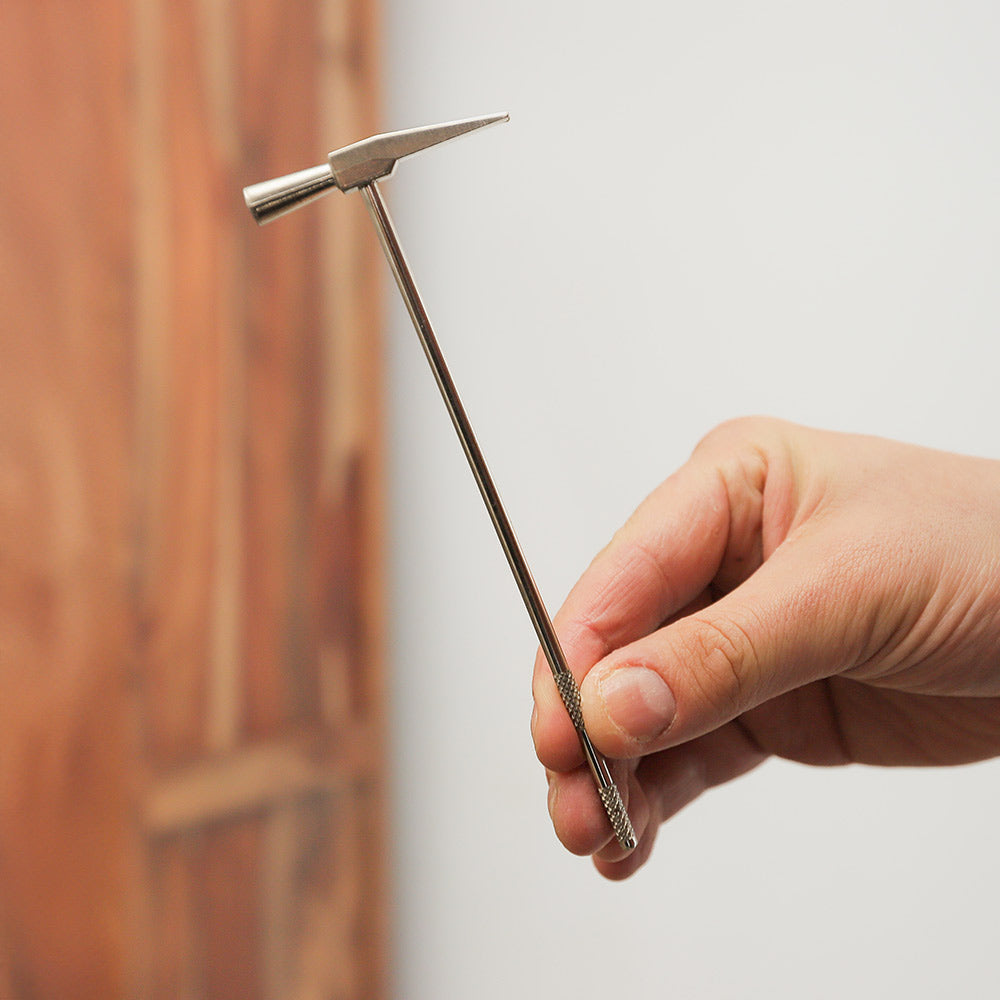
[243, 114, 511, 224]
[380, 113, 509, 157]
[461, 111, 511, 131]
[328, 113, 510, 190]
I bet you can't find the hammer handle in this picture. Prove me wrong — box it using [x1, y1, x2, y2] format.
[360, 180, 636, 852]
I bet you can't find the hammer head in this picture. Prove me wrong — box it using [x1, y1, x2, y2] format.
[244, 113, 508, 225]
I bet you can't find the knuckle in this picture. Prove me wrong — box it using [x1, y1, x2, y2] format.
[690, 418, 787, 512]
[574, 538, 676, 658]
[693, 415, 782, 456]
[677, 614, 762, 719]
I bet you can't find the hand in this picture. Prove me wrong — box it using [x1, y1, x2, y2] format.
[531, 418, 1000, 879]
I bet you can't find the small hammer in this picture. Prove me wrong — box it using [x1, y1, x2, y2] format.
[243, 115, 637, 852]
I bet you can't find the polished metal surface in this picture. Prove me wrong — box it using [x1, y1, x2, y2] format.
[243, 163, 337, 225]
[242, 117, 637, 852]
[330, 113, 508, 190]
[244, 113, 507, 225]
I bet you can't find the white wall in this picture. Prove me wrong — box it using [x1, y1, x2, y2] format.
[382, 3, 1000, 997]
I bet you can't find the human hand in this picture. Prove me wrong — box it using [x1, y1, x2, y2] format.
[531, 418, 1000, 879]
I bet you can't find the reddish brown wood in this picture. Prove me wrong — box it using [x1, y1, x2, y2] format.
[0, 1, 386, 996]
[0, 4, 139, 997]
[148, 836, 201, 999]
[237, 0, 328, 741]
[200, 821, 266, 1000]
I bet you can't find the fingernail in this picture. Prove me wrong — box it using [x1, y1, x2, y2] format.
[530, 704, 538, 740]
[596, 666, 676, 743]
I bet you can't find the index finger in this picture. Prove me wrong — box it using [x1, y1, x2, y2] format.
[532, 455, 732, 772]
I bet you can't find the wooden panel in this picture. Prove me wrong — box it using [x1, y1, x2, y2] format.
[0, 0, 386, 997]
[200, 821, 266, 1000]
[237, 1, 327, 741]
[0, 4, 139, 997]
[148, 834, 203, 1000]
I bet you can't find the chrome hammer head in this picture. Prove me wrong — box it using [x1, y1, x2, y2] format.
[243, 113, 508, 224]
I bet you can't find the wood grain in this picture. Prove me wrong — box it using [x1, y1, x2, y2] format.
[0, 0, 386, 996]
[0, 3, 139, 996]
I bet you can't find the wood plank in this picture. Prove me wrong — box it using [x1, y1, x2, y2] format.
[318, 0, 388, 732]
[261, 805, 302, 999]
[0, 3, 141, 996]
[288, 792, 361, 1000]
[353, 779, 391, 999]
[200, 820, 265, 1000]
[149, 834, 203, 1000]
[194, 0, 248, 756]
[1, 0, 387, 994]
[236, 0, 327, 740]
[144, 728, 379, 835]
[135, 0, 226, 766]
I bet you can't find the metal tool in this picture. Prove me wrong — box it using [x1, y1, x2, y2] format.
[243, 114, 636, 851]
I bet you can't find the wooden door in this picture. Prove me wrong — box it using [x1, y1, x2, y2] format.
[0, 3, 387, 997]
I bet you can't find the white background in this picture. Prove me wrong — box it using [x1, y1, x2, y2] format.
[381, 3, 1000, 997]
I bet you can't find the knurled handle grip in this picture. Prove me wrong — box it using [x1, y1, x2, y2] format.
[553, 669, 584, 729]
[552, 670, 636, 851]
[599, 784, 636, 850]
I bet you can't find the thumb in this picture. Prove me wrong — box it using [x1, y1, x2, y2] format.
[580, 527, 875, 757]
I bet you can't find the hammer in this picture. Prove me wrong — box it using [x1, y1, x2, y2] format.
[243, 115, 636, 852]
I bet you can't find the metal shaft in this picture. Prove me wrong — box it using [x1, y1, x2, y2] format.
[360, 181, 636, 851]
